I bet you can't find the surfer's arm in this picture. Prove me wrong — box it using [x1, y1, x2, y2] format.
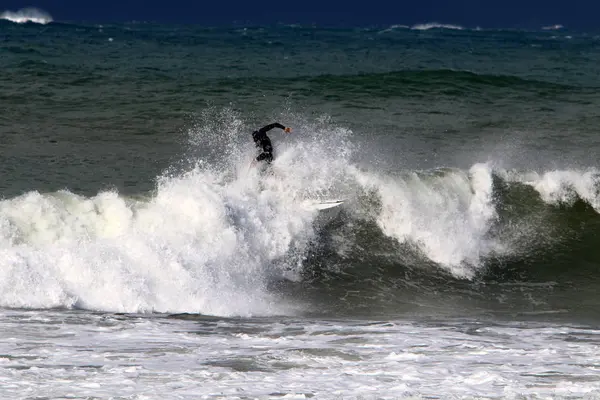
[258, 123, 290, 133]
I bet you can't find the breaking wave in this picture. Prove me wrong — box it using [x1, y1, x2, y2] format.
[411, 22, 464, 31]
[0, 7, 53, 24]
[0, 108, 599, 317]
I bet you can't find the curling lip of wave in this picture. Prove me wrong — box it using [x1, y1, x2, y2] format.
[1, 8, 53, 24]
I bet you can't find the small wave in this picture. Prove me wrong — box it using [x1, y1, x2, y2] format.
[378, 24, 410, 33]
[542, 24, 564, 30]
[301, 69, 577, 99]
[411, 22, 464, 31]
[0, 7, 53, 24]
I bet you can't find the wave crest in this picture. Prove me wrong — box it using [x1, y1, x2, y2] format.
[1, 7, 53, 24]
[542, 24, 564, 30]
[411, 22, 464, 31]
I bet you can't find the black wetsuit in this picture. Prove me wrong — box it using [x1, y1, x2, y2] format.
[252, 123, 286, 164]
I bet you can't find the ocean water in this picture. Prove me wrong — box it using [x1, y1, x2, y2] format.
[1, 10, 600, 399]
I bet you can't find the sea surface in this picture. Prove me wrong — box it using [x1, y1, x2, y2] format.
[1, 9, 600, 399]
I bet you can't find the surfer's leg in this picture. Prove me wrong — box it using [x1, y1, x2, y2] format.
[256, 151, 273, 163]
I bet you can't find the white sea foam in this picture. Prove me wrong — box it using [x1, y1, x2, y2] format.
[0, 7, 52, 24]
[1, 310, 599, 399]
[0, 111, 356, 316]
[411, 22, 464, 31]
[542, 24, 564, 30]
[0, 168, 319, 316]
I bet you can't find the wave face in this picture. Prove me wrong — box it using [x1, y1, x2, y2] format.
[0, 8, 52, 24]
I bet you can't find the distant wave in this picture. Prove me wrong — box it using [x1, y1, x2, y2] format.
[380, 23, 568, 34]
[0, 7, 53, 24]
[298, 69, 578, 99]
[542, 24, 564, 30]
[411, 22, 464, 31]
[378, 24, 410, 33]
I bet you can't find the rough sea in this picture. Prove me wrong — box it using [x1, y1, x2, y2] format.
[1, 8, 600, 399]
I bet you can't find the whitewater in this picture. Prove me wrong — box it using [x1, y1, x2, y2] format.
[2, 111, 597, 316]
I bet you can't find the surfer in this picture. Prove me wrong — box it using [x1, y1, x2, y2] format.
[250, 122, 292, 166]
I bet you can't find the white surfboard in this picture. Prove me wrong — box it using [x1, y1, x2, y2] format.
[302, 199, 344, 211]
